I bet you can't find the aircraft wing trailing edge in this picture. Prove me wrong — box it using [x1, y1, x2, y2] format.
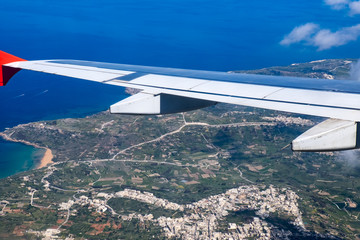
[2, 50, 360, 152]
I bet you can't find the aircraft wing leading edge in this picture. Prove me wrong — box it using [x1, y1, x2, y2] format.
[2, 50, 360, 152]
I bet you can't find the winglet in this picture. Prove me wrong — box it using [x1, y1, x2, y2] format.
[0, 50, 26, 86]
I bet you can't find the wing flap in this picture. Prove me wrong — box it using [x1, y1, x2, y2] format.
[110, 91, 216, 115]
[292, 119, 359, 151]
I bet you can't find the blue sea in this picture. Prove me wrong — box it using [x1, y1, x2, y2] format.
[0, 0, 359, 178]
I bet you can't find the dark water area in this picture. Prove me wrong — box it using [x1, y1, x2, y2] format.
[0, 0, 359, 178]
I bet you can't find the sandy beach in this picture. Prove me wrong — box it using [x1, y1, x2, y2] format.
[37, 149, 54, 169]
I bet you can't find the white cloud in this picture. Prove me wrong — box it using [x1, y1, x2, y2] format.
[324, 0, 360, 14]
[324, 0, 350, 10]
[313, 24, 360, 50]
[280, 23, 319, 46]
[337, 150, 360, 169]
[349, 1, 360, 15]
[350, 59, 360, 80]
[281, 23, 360, 50]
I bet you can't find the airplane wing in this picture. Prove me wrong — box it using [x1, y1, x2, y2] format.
[1, 50, 360, 152]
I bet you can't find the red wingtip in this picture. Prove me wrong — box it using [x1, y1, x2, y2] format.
[0, 50, 26, 86]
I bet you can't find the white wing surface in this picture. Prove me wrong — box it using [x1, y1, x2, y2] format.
[6, 59, 360, 121]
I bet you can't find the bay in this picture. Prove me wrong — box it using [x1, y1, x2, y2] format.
[0, 138, 43, 179]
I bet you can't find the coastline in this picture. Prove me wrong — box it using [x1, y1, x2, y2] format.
[0, 132, 54, 169]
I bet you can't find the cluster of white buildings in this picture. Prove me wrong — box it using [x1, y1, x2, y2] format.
[225, 217, 271, 240]
[72, 195, 108, 213]
[115, 189, 184, 211]
[53, 184, 303, 239]
[155, 185, 304, 239]
[262, 116, 313, 126]
[58, 194, 109, 214]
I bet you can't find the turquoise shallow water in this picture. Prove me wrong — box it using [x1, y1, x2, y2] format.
[0, 138, 44, 179]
